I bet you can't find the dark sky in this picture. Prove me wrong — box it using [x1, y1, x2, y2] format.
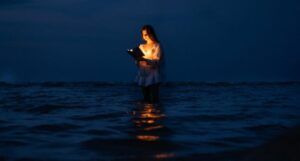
[0, 0, 299, 82]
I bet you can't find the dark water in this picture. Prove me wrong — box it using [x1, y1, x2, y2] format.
[0, 81, 300, 161]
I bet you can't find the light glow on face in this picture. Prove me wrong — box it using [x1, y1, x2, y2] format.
[142, 30, 150, 42]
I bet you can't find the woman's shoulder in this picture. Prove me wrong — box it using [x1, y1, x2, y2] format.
[156, 42, 162, 49]
[155, 42, 160, 46]
[155, 43, 162, 51]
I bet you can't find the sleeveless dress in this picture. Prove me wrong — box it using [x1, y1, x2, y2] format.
[135, 43, 165, 87]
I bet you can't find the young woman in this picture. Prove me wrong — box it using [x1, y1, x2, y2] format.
[135, 25, 164, 103]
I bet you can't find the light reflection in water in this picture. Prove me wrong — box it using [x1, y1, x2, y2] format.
[154, 153, 176, 159]
[131, 102, 175, 159]
[132, 103, 165, 141]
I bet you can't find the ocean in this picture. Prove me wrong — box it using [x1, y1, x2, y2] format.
[0, 81, 300, 161]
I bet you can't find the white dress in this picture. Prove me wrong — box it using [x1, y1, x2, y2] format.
[134, 43, 165, 87]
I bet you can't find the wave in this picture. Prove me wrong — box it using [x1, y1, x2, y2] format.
[30, 123, 81, 133]
[0, 81, 299, 88]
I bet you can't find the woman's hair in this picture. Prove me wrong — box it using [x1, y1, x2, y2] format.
[141, 25, 159, 43]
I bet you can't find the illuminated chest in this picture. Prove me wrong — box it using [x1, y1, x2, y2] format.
[140, 46, 156, 59]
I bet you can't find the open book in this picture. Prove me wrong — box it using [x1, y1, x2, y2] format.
[126, 47, 146, 61]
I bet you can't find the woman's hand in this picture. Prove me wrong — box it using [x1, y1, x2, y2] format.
[139, 61, 149, 68]
[139, 60, 158, 69]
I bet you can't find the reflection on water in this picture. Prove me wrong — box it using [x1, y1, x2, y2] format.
[1, 82, 299, 160]
[132, 103, 165, 142]
[130, 102, 175, 159]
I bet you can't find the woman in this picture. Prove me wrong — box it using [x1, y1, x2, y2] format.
[135, 25, 164, 103]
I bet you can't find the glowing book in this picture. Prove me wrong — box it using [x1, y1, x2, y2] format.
[126, 47, 146, 61]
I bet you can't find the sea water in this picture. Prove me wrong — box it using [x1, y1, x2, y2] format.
[0, 81, 299, 161]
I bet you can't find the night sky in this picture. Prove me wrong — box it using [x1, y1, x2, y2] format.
[0, 0, 299, 82]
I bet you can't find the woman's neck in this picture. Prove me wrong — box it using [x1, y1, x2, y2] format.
[146, 40, 156, 45]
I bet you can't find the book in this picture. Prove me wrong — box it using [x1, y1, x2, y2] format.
[126, 47, 146, 61]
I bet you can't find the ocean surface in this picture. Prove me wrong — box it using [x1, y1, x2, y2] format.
[0, 81, 300, 161]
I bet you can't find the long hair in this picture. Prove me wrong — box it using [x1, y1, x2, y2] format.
[141, 25, 159, 43]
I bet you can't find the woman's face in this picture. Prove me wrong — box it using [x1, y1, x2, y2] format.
[142, 30, 150, 42]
